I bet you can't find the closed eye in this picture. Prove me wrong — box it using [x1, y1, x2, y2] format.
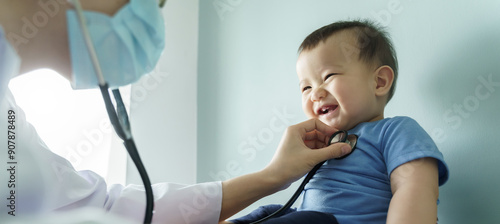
[324, 73, 338, 81]
[302, 86, 311, 92]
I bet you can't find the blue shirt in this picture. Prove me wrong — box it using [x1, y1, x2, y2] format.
[298, 116, 449, 223]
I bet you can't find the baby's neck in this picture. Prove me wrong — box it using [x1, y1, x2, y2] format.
[367, 113, 385, 123]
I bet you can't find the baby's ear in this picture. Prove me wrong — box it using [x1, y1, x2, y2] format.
[374, 65, 394, 97]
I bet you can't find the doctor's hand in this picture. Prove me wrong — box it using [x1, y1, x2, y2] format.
[263, 118, 352, 188]
[219, 119, 351, 223]
[219, 119, 351, 222]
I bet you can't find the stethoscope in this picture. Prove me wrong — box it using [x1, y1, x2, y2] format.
[250, 130, 358, 224]
[69, 1, 356, 223]
[68, 0, 167, 223]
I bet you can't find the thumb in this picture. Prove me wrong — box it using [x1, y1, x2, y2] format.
[311, 143, 352, 162]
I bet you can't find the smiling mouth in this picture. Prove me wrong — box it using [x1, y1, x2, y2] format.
[318, 105, 338, 115]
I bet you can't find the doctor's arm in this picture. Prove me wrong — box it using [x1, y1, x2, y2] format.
[218, 119, 352, 221]
[387, 157, 439, 224]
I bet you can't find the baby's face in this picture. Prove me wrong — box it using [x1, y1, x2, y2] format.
[297, 31, 382, 130]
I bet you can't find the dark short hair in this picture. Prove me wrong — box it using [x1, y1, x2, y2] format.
[298, 19, 398, 103]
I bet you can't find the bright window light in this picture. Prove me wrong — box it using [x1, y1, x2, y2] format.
[8, 69, 127, 185]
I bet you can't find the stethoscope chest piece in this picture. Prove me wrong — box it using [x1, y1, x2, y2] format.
[249, 129, 359, 224]
[329, 130, 358, 160]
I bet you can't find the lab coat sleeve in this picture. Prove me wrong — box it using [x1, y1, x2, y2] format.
[0, 89, 222, 224]
[107, 181, 222, 223]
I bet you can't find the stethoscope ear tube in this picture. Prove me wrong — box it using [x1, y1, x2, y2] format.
[68, 0, 106, 86]
[70, 1, 155, 223]
[99, 86, 154, 224]
[249, 131, 358, 223]
[99, 85, 126, 139]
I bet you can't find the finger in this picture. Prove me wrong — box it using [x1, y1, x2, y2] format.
[316, 141, 328, 149]
[304, 130, 318, 141]
[310, 142, 352, 162]
[305, 130, 332, 147]
[305, 139, 328, 149]
[304, 140, 316, 149]
[312, 119, 339, 137]
[316, 130, 328, 143]
[297, 119, 338, 138]
[317, 131, 329, 144]
[304, 130, 327, 141]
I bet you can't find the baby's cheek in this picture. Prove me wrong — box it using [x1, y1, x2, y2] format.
[301, 102, 314, 118]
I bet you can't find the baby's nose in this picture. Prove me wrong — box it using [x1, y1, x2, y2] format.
[311, 87, 327, 101]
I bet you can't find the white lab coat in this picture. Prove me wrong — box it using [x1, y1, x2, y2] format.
[0, 87, 222, 223]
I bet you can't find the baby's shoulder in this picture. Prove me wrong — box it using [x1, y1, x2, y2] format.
[384, 116, 419, 127]
[376, 116, 425, 137]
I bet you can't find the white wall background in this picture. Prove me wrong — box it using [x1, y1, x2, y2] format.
[197, 0, 500, 223]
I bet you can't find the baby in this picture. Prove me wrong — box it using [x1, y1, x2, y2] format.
[229, 20, 449, 224]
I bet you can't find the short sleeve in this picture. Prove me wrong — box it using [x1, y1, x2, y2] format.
[382, 117, 449, 186]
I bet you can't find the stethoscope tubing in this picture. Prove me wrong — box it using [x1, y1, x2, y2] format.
[69, 1, 155, 223]
[250, 130, 358, 224]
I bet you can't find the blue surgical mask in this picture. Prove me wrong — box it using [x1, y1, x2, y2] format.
[0, 26, 21, 102]
[66, 0, 165, 89]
